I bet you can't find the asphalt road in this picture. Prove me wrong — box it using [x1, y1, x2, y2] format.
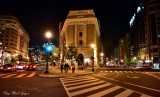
[0, 67, 160, 97]
[0, 77, 67, 97]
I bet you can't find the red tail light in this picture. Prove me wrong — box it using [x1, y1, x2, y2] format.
[7, 67, 12, 69]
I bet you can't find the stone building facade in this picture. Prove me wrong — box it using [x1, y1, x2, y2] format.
[59, 9, 101, 67]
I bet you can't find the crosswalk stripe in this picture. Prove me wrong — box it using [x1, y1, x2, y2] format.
[2, 74, 17, 78]
[114, 89, 134, 97]
[67, 80, 106, 91]
[63, 78, 96, 83]
[140, 94, 152, 97]
[61, 76, 93, 81]
[88, 86, 121, 97]
[27, 72, 36, 77]
[0, 74, 7, 76]
[65, 79, 101, 87]
[16, 74, 26, 78]
[70, 83, 111, 97]
[124, 71, 128, 73]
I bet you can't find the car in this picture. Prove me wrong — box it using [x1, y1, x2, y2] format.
[0, 64, 17, 72]
[139, 65, 152, 70]
[26, 63, 37, 71]
[16, 63, 26, 70]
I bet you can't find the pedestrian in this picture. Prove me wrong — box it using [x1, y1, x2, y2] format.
[53, 62, 56, 67]
[64, 62, 69, 73]
[60, 63, 64, 73]
[71, 62, 75, 73]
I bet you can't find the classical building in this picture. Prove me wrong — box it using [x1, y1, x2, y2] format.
[0, 13, 30, 62]
[59, 9, 101, 67]
[129, 0, 160, 68]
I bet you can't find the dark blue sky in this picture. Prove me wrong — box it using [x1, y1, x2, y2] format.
[0, 0, 139, 57]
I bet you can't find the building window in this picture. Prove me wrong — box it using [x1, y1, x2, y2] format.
[79, 32, 83, 37]
[79, 40, 83, 46]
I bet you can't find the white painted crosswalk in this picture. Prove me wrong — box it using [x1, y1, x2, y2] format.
[60, 76, 152, 97]
[0, 72, 37, 78]
[99, 70, 152, 73]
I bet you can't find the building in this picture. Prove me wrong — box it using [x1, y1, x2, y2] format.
[0, 13, 30, 64]
[129, 0, 160, 69]
[59, 9, 101, 67]
[28, 45, 42, 63]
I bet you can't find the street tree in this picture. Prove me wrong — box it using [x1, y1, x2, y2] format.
[64, 44, 78, 61]
[50, 46, 60, 62]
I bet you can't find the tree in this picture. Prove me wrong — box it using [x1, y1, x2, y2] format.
[50, 46, 60, 62]
[125, 57, 133, 66]
[64, 44, 78, 60]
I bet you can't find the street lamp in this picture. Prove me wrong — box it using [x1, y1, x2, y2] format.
[91, 43, 95, 71]
[100, 52, 104, 67]
[45, 31, 52, 73]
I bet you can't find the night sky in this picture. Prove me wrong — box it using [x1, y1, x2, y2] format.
[0, 0, 139, 57]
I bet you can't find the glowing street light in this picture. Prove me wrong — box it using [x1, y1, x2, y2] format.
[91, 43, 95, 71]
[45, 31, 52, 39]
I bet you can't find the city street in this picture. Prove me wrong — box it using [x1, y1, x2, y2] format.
[60, 70, 160, 97]
[0, 66, 160, 97]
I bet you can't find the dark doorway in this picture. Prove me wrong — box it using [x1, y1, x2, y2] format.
[77, 54, 84, 66]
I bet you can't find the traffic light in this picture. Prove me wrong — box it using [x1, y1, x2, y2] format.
[46, 44, 52, 52]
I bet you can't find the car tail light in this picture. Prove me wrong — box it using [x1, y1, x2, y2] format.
[7, 67, 12, 69]
[26, 66, 28, 68]
[33, 66, 36, 68]
[0, 67, 3, 69]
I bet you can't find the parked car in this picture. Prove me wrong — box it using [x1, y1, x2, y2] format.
[26, 63, 37, 71]
[0, 64, 17, 72]
[16, 63, 26, 70]
[139, 65, 152, 70]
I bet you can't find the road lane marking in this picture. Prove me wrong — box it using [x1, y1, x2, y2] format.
[94, 75, 160, 93]
[61, 76, 93, 81]
[70, 83, 111, 97]
[0, 74, 7, 76]
[2, 74, 17, 78]
[126, 76, 139, 79]
[115, 89, 134, 97]
[16, 74, 26, 78]
[67, 80, 106, 90]
[88, 86, 121, 97]
[123, 81, 160, 93]
[142, 72, 160, 80]
[63, 78, 95, 83]
[65, 79, 100, 87]
[140, 94, 152, 97]
[27, 72, 36, 77]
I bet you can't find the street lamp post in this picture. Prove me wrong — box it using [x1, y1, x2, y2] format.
[100, 52, 104, 67]
[91, 44, 95, 71]
[45, 31, 52, 73]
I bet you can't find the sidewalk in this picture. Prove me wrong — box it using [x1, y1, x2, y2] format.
[39, 66, 94, 78]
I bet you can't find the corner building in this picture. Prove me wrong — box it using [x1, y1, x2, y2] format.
[59, 9, 101, 67]
[0, 14, 30, 59]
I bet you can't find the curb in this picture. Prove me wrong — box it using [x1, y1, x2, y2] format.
[38, 68, 94, 78]
[39, 72, 93, 78]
